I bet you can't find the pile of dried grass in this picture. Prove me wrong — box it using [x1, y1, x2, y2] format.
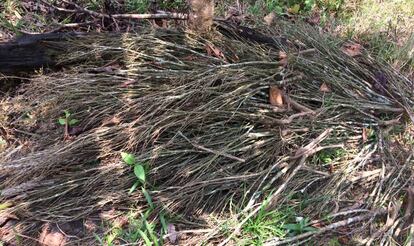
[1, 22, 413, 245]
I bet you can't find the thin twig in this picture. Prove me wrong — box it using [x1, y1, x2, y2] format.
[178, 131, 245, 163]
[283, 94, 315, 114]
[218, 129, 332, 246]
[264, 209, 387, 245]
[162, 229, 213, 240]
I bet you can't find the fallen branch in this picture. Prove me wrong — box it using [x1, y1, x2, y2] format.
[58, 0, 188, 20]
[283, 93, 315, 114]
[112, 13, 188, 20]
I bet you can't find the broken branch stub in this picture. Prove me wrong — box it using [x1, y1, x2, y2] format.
[188, 0, 214, 32]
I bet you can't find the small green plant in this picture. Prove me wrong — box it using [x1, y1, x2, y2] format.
[121, 152, 146, 193]
[365, 127, 377, 142]
[159, 0, 185, 10]
[85, 0, 104, 11]
[98, 152, 169, 246]
[0, 0, 24, 34]
[265, 0, 284, 14]
[58, 110, 80, 127]
[328, 238, 342, 246]
[242, 208, 289, 245]
[283, 217, 316, 236]
[125, 0, 149, 13]
[314, 147, 345, 165]
[104, 212, 162, 246]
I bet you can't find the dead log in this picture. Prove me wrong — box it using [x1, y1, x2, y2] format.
[0, 23, 282, 75]
[0, 32, 84, 74]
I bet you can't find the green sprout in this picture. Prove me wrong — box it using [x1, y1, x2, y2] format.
[58, 110, 80, 127]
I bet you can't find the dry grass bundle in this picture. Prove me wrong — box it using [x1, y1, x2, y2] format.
[1, 22, 413, 245]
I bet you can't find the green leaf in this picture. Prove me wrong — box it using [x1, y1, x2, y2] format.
[121, 152, 136, 165]
[273, 5, 283, 14]
[68, 119, 79, 126]
[144, 220, 158, 246]
[283, 224, 300, 231]
[129, 181, 140, 194]
[94, 233, 105, 246]
[106, 232, 117, 245]
[303, 226, 317, 232]
[160, 213, 168, 235]
[64, 110, 71, 118]
[134, 164, 146, 183]
[142, 187, 154, 209]
[144, 209, 152, 219]
[136, 229, 152, 246]
[58, 118, 66, 125]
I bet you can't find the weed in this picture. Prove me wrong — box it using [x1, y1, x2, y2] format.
[58, 110, 80, 127]
[159, 0, 186, 10]
[316, 0, 343, 12]
[120, 152, 146, 193]
[313, 147, 345, 165]
[328, 238, 341, 246]
[0, 0, 24, 33]
[249, 0, 342, 16]
[86, 0, 104, 11]
[242, 208, 290, 245]
[97, 209, 168, 245]
[0, 14, 23, 34]
[265, 0, 284, 14]
[125, 0, 149, 13]
[97, 152, 170, 245]
[283, 217, 316, 236]
[248, 3, 262, 16]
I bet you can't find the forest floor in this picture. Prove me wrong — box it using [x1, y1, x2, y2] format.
[0, 1, 413, 246]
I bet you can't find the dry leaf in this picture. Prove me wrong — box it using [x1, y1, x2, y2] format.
[338, 235, 350, 245]
[264, 12, 276, 26]
[39, 224, 66, 246]
[269, 86, 284, 106]
[341, 43, 362, 57]
[279, 51, 288, 67]
[167, 224, 178, 243]
[189, 0, 214, 31]
[362, 128, 368, 143]
[288, 4, 301, 14]
[319, 82, 331, 92]
[114, 216, 129, 228]
[307, 12, 320, 25]
[312, 221, 324, 228]
[121, 79, 136, 88]
[225, 6, 245, 23]
[205, 43, 226, 61]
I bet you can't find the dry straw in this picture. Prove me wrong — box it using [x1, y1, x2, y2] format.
[1, 21, 413, 244]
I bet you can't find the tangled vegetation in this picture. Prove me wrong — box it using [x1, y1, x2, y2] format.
[0, 19, 413, 245]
